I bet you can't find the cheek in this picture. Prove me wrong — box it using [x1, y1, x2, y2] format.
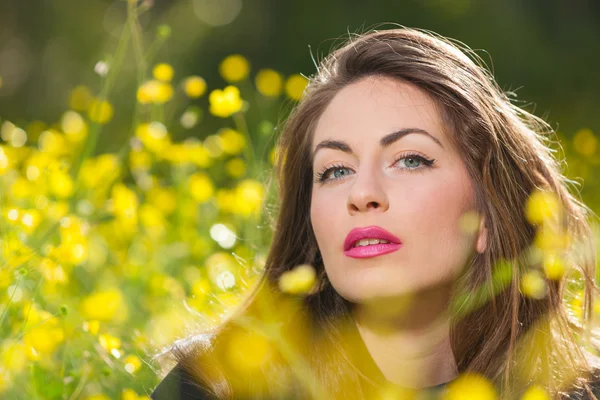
[400, 171, 476, 254]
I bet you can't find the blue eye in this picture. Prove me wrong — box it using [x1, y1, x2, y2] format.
[314, 152, 435, 184]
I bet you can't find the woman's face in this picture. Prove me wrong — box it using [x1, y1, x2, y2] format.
[310, 75, 485, 304]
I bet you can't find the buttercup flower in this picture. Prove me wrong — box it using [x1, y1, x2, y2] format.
[209, 86, 243, 118]
[219, 54, 250, 82]
[183, 76, 207, 98]
[255, 69, 283, 97]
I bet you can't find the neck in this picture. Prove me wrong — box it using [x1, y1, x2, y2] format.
[351, 283, 458, 389]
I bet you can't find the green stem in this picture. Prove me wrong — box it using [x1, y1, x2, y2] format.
[71, 13, 133, 191]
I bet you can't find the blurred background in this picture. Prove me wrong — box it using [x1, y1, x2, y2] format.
[1, 1, 599, 399]
[2, 0, 600, 133]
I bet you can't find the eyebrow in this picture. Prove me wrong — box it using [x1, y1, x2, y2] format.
[312, 128, 444, 159]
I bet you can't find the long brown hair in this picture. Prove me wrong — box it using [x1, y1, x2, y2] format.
[154, 26, 600, 399]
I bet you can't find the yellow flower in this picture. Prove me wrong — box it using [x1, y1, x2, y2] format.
[525, 190, 561, 225]
[183, 76, 207, 98]
[111, 183, 139, 221]
[520, 270, 547, 299]
[520, 384, 551, 400]
[88, 98, 114, 124]
[147, 186, 177, 215]
[542, 253, 565, 280]
[81, 288, 128, 322]
[442, 373, 496, 400]
[572, 128, 597, 157]
[83, 320, 100, 335]
[85, 394, 111, 400]
[80, 154, 121, 189]
[152, 63, 174, 82]
[255, 69, 283, 97]
[189, 173, 214, 203]
[137, 80, 173, 104]
[49, 170, 74, 199]
[226, 329, 273, 372]
[61, 110, 88, 143]
[219, 54, 250, 82]
[129, 148, 152, 171]
[225, 158, 246, 178]
[278, 264, 316, 295]
[69, 85, 93, 111]
[218, 128, 246, 155]
[234, 179, 264, 217]
[216, 189, 236, 213]
[209, 86, 243, 118]
[123, 354, 142, 374]
[1, 340, 27, 373]
[285, 74, 308, 100]
[135, 122, 171, 154]
[38, 129, 68, 156]
[99, 333, 121, 352]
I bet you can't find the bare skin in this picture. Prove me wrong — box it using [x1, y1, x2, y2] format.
[310, 75, 487, 388]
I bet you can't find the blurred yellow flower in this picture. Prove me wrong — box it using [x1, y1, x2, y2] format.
[49, 170, 74, 199]
[234, 179, 264, 217]
[122, 388, 151, 400]
[225, 157, 246, 178]
[88, 98, 114, 124]
[69, 85, 93, 111]
[85, 394, 110, 400]
[1, 340, 27, 373]
[442, 373, 496, 400]
[22, 307, 65, 360]
[123, 354, 142, 374]
[183, 76, 207, 98]
[226, 329, 273, 372]
[80, 154, 121, 189]
[285, 74, 308, 100]
[525, 190, 561, 225]
[129, 148, 152, 171]
[152, 63, 174, 82]
[219, 54, 250, 82]
[135, 122, 171, 153]
[255, 69, 283, 97]
[147, 186, 177, 215]
[572, 128, 597, 157]
[61, 110, 88, 143]
[209, 86, 243, 118]
[520, 384, 551, 400]
[189, 172, 215, 203]
[137, 80, 173, 104]
[38, 129, 69, 156]
[218, 128, 246, 155]
[99, 333, 121, 352]
[216, 188, 236, 213]
[80, 288, 128, 322]
[83, 320, 100, 336]
[111, 183, 139, 222]
[542, 253, 565, 280]
[520, 270, 547, 299]
[278, 264, 316, 295]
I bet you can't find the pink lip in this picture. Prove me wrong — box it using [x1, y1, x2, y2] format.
[343, 226, 402, 259]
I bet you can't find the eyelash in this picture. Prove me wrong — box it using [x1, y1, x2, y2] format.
[314, 152, 436, 184]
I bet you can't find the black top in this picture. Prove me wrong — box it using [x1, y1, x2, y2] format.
[150, 319, 600, 400]
[150, 319, 454, 400]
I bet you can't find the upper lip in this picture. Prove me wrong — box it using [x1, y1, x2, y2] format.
[343, 226, 402, 251]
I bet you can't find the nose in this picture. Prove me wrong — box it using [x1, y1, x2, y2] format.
[347, 164, 389, 215]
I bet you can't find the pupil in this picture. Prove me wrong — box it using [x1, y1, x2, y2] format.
[405, 158, 420, 167]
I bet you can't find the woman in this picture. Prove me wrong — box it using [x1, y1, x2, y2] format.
[150, 27, 600, 399]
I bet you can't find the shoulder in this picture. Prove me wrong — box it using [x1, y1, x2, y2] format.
[151, 363, 217, 400]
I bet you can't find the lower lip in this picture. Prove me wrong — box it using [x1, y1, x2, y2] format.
[344, 243, 402, 259]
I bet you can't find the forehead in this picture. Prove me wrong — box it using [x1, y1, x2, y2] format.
[312, 75, 448, 149]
